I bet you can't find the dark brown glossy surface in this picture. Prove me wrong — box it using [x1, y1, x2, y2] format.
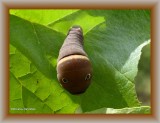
[57, 55, 92, 94]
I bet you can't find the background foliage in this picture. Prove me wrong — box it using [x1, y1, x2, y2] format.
[135, 44, 150, 106]
[10, 9, 150, 114]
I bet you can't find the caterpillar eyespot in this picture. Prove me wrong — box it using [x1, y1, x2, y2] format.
[56, 25, 92, 95]
[85, 74, 91, 81]
[62, 78, 68, 83]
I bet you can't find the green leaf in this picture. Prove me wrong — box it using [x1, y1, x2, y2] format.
[22, 86, 54, 114]
[48, 10, 105, 35]
[10, 10, 150, 114]
[10, 15, 60, 79]
[10, 72, 24, 114]
[10, 9, 105, 35]
[9, 47, 79, 114]
[78, 10, 150, 112]
[10, 9, 79, 26]
[85, 106, 151, 114]
[10, 72, 22, 101]
[10, 47, 31, 77]
[9, 44, 16, 54]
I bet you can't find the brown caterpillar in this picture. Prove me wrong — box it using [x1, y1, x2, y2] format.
[56, 26, 92, 94]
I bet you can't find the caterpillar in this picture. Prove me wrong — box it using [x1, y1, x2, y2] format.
[56, 26, 92, 95]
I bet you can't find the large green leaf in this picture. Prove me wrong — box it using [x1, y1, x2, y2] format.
[10, 10, 150, 113]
